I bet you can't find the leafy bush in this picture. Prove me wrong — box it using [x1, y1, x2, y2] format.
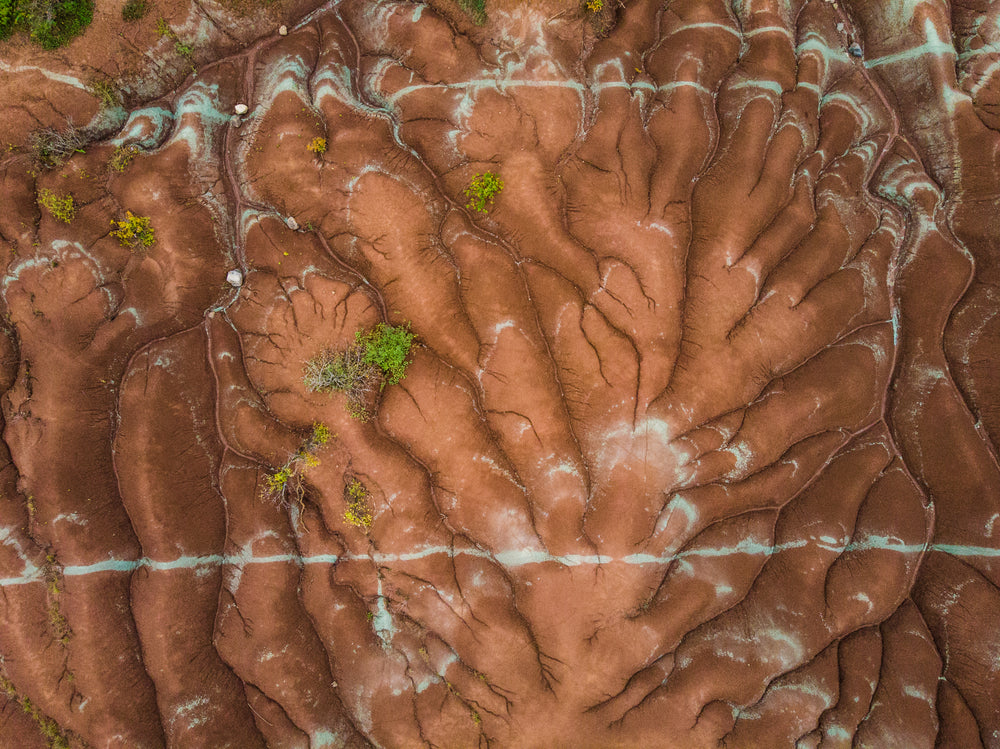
[343, 479, 372, 530]
[307, 136, 327, 154]
[0, 0, 16, 38]
[304, 323, 415, 420]
[356, 322, 414, 386]
[37, 188, 75, 223]
[465, 171, 503, 214]
[585, 0, 603, 10]
[28, 123, 90, 168]
[110, 211, 155, 249]
[120, 0, 147, 20]
[3, 0, 95, 49]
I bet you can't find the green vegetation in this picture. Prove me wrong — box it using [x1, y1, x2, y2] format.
[110, 211, 155, 249]
[37, 188, 75, 223]
[0, 0, 94, 49]
[464, 171, 503, 214]
[28, 124, 89, 168]
[456, 0, 486, 25]
[89, 78, 118, 109]
[120, 0, 147, 20]
[343, 478, 372, 530]
[262, 422, 331, 504]
[109, 144, 139, 172]
[21, 698, 69, 749]
[304, 323, 414, 420]
[155, 17, 195, 66]
[356, 322, 415, 386]
[585, 0, 603, 10]
[307, 136, 327, 154]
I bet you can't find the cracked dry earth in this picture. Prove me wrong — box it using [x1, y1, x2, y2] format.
[1, 0, 1000, 746]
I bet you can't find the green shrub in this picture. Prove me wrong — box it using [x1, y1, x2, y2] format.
[0, 0, 16, 38]
[110, 211, 155, 249]
[120, 0, 147, 20]
[304, 323, 415, 420]
[1, 0, 94, 46]
[343, 479, 372, 530]
[37, 188, 75, 223]
[464, 171, 503, 214]
[356, 322, 414, 386]
[20, 0, 93, 49]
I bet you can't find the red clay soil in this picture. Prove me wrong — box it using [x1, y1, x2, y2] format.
[0, 0, 999, 746]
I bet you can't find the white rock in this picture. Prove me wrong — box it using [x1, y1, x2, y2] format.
[234, 103, 249, 115]
[278, 24, 288, 36]
[227, 269, 244, 287]
[285, 216, 299, 231]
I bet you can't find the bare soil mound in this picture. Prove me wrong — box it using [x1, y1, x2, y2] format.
[1, 0, 999, 746]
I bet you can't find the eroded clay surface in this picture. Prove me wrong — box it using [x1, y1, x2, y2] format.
[1, 0, 999, 746]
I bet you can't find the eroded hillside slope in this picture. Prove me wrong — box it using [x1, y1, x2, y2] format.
[0, 0, 999, 746]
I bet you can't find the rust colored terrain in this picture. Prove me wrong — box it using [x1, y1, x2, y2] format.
[1, 0, 999, 746]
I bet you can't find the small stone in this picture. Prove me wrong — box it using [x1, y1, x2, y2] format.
[229, 115, 242, 127]
[285, 216, 299, 231]
[278, 24, 288, 36]
[234, 103, 249, 115]
[227, 269, 244, 287]
[848, 43, 863, 58]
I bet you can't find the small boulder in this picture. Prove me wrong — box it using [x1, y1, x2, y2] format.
[227, 269, 244, 287]
[229, 115, 242, 128]
[234, 103, 249, 115]
[279, 24, 288, 36]
[848, 43, 863, 58]
[286, 216, 299, 231]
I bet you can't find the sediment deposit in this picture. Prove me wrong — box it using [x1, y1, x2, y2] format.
[1, 0, 999, 746]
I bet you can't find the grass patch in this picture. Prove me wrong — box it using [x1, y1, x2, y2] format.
[108, 144, 139, 172]
[37, 188, 75, 223]
[456, 0, 485, 24]
[89, 78, 119, 109]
